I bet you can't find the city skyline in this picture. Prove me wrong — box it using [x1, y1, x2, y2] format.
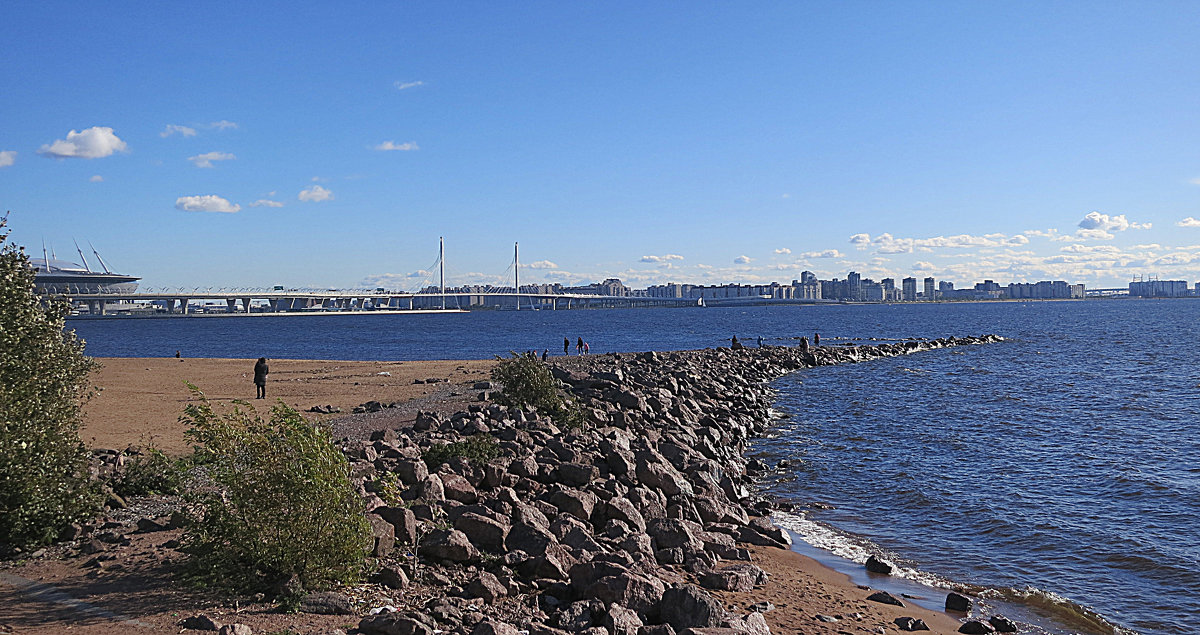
[4, 2, 1200, 290]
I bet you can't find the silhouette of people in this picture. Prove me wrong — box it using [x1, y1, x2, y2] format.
[564, 337, 570, 355]
[731, 335, 745, 350]
[542, 349, 548, 361]
[814, 332, 820, 346]
[757, 336, 764, 348]
[253, 357, 269, 399]
[584, 342, 589, 355]
[175, 350, 181, 358]
[577, 337, 584, 355]
[799, 336, 810, 352]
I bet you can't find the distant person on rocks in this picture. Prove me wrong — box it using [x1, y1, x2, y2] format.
[253, 357, 269, 399]
[564, 337, 570, 355]
[175, 350, 181, 358]
[577, 337, 584, 355]
[542, 349, 548, 361]
[814, 332, 820, 346]
[799, 336, 810, 352]
[757, 336, 764, 348]
[731, 335, 745, 350]
[584, 342, 589, 355]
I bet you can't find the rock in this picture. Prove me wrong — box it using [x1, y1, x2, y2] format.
[374, 564, 409, 589]
[180, 614, 222, 630]
[441, 472, 480, 504]
[865, 554, 894, 575]
[605, 497, 647, 532]
[988, 616, 1018, 633]
[606, 603, 644, 635]
[395, 459, 429, 485]
[218, 625, 253, 635]
[359, 611, 435, 635]
[958, 621, 997, 634]
[747, 601, 774, 613]
[466, 571, 507, 603]
[366, 513, 396, 557]
[699, 564, 767, 592]
[946, 591, 973, 612]
[866, 591, 905, 607]
[471, 620, 522, 635]
[550, 488, 597, 522]
[814, 614, 839, 622]
[136, 517, 169, 533]
[454, 512, 509, 552]
[661, 585, 725, 631]
[300, 591, 354, 615]
[894, 617, 930, 631]
[639, 626, 676, 635]
[418, 529, 478, 563]
[376, 506, 419, 545]
[583, 573, 665, 615]
[416, 474, 445, 503]
[557, 462, 599, 486]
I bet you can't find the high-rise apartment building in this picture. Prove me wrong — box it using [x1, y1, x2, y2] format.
[902, 277, 917, 301]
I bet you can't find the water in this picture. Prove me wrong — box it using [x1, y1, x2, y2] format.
[68, 301, 1200, 633]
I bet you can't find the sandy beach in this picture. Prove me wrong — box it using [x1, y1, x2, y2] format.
[0, 355, 971, 634]
[81, 357, 496, 455]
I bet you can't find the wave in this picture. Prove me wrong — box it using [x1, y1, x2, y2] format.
[772, 510, 1136, 635]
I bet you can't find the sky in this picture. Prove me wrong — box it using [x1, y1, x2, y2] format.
[3, 1, 1200, 292]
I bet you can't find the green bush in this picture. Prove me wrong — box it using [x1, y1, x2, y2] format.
[490, 352, 584, 427]
[422, 434, 500, 469]
[111, 446, 186, 497]
[0, 215, 102, 550]
[180, 391, 372, 594]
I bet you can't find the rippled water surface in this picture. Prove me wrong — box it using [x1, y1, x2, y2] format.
[72, 300, 1200, 633]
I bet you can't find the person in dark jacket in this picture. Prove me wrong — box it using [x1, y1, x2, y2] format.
[253, 357, 269, 399]
[564, 337, 570, 356]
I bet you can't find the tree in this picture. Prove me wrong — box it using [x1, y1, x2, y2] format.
[0, 214, 101, 550]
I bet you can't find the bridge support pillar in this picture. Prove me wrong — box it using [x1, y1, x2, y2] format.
[242, 297, 251, 313]
[227, 299, 237, 313]
[179, 298, 189, 314]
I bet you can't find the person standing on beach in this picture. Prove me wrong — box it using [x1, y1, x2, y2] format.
[564, 337, 570, 356]
[253, 357, 269, 399]
[583, 342, 589, 355]
[576, 337, 584, 355]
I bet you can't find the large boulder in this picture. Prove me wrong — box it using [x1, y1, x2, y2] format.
[660, 585, 725, 632]
[418, 529, 477, 563]
[454, 512, 509, 552]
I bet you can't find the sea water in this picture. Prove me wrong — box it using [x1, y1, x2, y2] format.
[69, 300, 1200, 633]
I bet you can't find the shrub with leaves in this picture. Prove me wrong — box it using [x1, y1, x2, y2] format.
[490, 352, 584, 427]
[111, 446, 186, 497]
[422, 434, 500, 469]
[180, 391, 371, 594]
[0, 214, 102, 550]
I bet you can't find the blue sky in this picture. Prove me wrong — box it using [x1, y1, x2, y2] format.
[3, 1, 1200, 291]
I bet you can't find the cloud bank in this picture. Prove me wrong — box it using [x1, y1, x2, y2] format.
[298, 185, 334, 202]
[0, 151, 15, 168]
[375, 141, 419, 151]
[188, 151, 235, 168]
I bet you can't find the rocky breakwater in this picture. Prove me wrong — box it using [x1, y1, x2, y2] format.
[347, 335, 1001, 635]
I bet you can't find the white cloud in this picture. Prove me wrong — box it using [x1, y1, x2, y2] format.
[734, 255, 752, 264]
[774, 247, 791, 255]
[89, 175, 103, 182]
[849, 233, 872, 248]
[798, 249, 843, 259]
[375, 141, 419, 151]
[298, 185, 334, 202]
[38, 126, 128, 159]
[175, 195, 240, 213]
[526, 260, 558, 269]
[0, 150, 15, 168]
[209, 120, 238, 130]
[160, 124, 197, 138]
[640, 254, 684, 263]
[1177, 217, 1200, 228]
[250, 199, 284, 208]
[188, 151, 235, 168]
[1078, 211, 1151, 232]
[1189, 177, 1200, 186]
[394, 80, 425, 91]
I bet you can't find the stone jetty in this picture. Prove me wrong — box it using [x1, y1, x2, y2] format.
[349, 335, 1001, 635]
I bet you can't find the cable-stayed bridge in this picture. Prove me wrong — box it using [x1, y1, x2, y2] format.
[50, 239, 700, 316]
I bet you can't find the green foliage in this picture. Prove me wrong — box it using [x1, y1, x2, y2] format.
[422, 434, 500, 469]
[490, 352, 584, 427]
[111, 446, 187, 497]
[370, 471, 406, 507]
[0, 214, 102, 550]
[180, 391, 372, 594]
